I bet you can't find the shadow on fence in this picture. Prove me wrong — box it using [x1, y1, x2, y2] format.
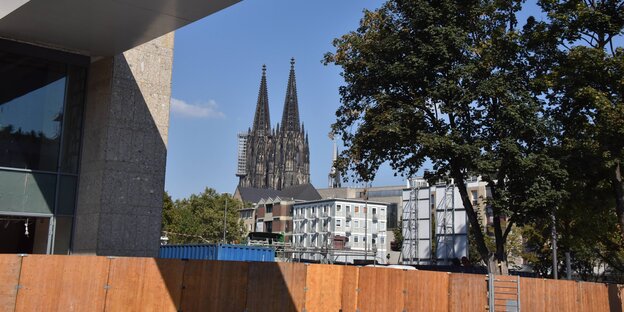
[1, 254, 623, 311]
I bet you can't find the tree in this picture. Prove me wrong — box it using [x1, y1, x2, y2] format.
[534, 0, 624, 238]
[161, 188, 246, 244]
[324, 0, 566, 274]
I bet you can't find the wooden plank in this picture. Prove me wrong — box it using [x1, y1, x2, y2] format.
[245, 262, 306, 312]
[104, 257, 184, 312]
[290, 262, 307, 311]
[356, 267, 405, 312]
[578, 282, 610, 312]
[180, 260, 248, 312]
[0, 255, 22, 312]
[404, 270, 449, 312]
[543, 279, 579, 312]
[448, 273, 487, 312]
[520, 277, 545, 312]
[304, 264, 343, 312]
[341, 266, 359, 312]
[14, 255, 108, 312]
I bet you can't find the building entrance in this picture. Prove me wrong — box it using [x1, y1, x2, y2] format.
[0, 215, 51, 254]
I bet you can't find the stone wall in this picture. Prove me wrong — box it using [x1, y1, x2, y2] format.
[73, 32, 174, 257]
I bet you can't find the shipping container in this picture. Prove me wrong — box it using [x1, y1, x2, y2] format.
[159, 244, 275, 262]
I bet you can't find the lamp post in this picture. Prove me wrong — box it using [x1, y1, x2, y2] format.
[364, 187, 368, 262]
[223, 196, 228, 244]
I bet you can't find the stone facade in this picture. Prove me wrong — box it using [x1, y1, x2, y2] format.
[237, 59, 310, 190]
[73, 32, 174, 257]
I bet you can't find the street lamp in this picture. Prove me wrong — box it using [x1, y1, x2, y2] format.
[223, 196, 228, 244]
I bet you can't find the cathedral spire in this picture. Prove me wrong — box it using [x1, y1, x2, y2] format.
[252, 64, 271, 134]
[281, 58, 300, 132]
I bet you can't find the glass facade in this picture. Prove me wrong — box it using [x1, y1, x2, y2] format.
[0, 40, 87, 254]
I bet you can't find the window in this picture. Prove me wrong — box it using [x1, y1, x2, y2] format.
[346, 205, 351, 213]
[266, 205, 272, 213]
[471, 190, 479, 205]
[336, 219, 342, 227]
[312, 207, 315, 213]
[354, 236, 359, 243]
[380, 237, 385, 244]
[372, 208, 377, 214]
[381, 208, 385, 214]
[336, 204, 342, 212]
[346, 220, 351, 227]
[354, 220, 359, 228]
[380, 221, 386, 231]
[354, 206, 359, 213]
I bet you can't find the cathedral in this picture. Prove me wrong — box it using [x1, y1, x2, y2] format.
[236, 59, 310, 190]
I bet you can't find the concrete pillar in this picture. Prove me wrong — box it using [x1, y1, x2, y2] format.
[73, 32, 174, 257]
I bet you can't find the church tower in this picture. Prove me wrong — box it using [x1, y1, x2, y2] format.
[274, 58, 310, 189]
[237, 60, 310, 190]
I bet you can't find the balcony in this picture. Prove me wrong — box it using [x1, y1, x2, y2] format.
[321, 212, 330, 219]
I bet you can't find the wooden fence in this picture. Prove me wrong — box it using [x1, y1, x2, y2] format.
[0, 254, 622, 312]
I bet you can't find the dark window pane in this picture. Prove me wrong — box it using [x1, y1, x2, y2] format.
[0, 169, 55, 215]
[60, 66, 85, 173]
[53, 217, 72, 254]
[0, 52, 67, 171]
[57, 174, 77, 216]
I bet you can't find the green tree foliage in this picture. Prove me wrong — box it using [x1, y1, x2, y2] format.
[161, 189, 246, 244]
[530, 0, 624, 239]
[325, 0, 567, 273]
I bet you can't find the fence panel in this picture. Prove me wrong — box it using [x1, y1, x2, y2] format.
[179, 260, 248, 312]
[14, 255, 108, 312]
[544, 279, 579, 312]
[341, 266, 359, 312]
[578, 281, 610, 312]
[104, 257, 184, 312]
[448, 273, 487, 312]
[404, 270, 449, 312]
[520, 277, 545, 311]
[303, 264, 344, 312]
[357, 267, 405, 312]
[0, 255, 22, 312]
[245, 262, 306, 312]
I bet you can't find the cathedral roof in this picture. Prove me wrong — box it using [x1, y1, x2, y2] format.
[235, 183, 321, 204]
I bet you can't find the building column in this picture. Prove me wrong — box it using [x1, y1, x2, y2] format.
[72, 32, 174, 257]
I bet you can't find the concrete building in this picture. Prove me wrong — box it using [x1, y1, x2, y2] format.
[0, 0, 240, 256]
[292, 198, 388, 264]
[239, 207, 255, 235]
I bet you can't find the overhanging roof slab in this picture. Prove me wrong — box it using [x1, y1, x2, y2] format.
[0, 0, 240, 56]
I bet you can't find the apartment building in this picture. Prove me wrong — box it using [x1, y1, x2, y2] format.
[255, 197, 294, 243]
[292, 199, 388, 264]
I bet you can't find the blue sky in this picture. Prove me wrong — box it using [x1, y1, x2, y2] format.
[165, 0, 399, 199]
[165, 0, 546, 200]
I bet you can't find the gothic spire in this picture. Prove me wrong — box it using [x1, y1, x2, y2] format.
[281, 58, 300, 132]
[252, 64, 271, 134]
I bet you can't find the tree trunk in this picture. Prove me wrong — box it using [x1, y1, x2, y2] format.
[451, 167, 491, 270]
[491, 201, 509, 275]
[613, 160, 624, 239]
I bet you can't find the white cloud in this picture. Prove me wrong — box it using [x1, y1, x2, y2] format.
[170, 98, 225, 119]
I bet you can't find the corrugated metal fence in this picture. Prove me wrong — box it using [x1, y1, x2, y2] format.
[0, 254, 622, 312]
